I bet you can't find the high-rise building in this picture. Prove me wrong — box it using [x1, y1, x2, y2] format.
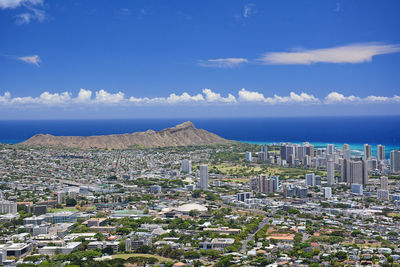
[245, 151, 252, 162]
[199, 165, 209, 190]
[258, 175, 277, 195]
[340, 158, 350, 183]
[296, 146, 305, 163]
[272, 176, 279, 191]
[377, 189, 389, 200]
[236, 192, 252, 202]
[305, 173, 315, 187]
[257, 152, 266, 162]
[57, 191, 66, 205]
[390, 150, 400, 173]
[327, 158, 335, 186]
[377, 145, 385, 161]
[323, 187, 332, 199]
[315, 175, 322, 186]
[327, 144, 335, 155]
[0, 200, 17, 214]
[181, 159, 192, 174]
[364, 144, 372, 160]
[367, 158, 378, 172]
[258, 175, 267, 193]
[303, 143, 314, 158]
[304, 143, 314, 159]
[280, 144, 287, 161]
[261, 145, 268, 157]
[286, 145, 295, 161]
[380, 176, 388, 190]
[343, 144, 350, 151]
[343, 144, 350, 160]
[349, 160, 368, 185]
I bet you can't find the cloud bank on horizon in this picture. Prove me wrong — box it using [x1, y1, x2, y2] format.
[0, 88, 399, 107]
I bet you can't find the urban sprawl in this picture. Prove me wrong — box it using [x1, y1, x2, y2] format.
[0, 142, 400, 267]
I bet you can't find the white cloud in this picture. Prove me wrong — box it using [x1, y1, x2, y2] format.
[75, 88, 92, 103]
[238, 89, 319, 104]
[39, 91, 71, 104]
[0, 0, 42, 9]
[1, 89, 399, 108]
[166, 92, 204, 103]
[18, 54, 40, 66]
[243, 3, 256, 18]
[10, 91, 71, 105]
[0, 92, 11, 103]
[15, 5, 45, 24]
[202, 89, 236, 103]
[95, 89, 125, 104]
[324, 91, 400, 104]
[198, 58, 248, 68]
[0, 0, 46, 24]
[238, 88, 266, 102]
[259, 43, 400, 65]
[129, 92, 205, 104]
[324, 92, 360, 103]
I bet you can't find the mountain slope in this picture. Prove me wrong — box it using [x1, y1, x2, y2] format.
[20, 121, 231, 149]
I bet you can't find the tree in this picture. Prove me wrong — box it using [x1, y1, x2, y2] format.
[184, 250, 200, 259]
[189, 209, 200, 218]
[118, 241, 126, 252]
[66, 197, 77, 207]
[335, 251, 347, 261]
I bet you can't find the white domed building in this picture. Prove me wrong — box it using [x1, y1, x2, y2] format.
[175, 203, 207, 214]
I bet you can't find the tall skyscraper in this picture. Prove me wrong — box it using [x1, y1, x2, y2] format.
[261, 145, 268, 155]
[343, 144, 350, 151]
[303, 143, 314, 159]
[258, 175, 267, 193]
[181, 159, 192, 174]
[272, 176, 279, 191]
[258, 175, 277, 194]
[380, 176, 388, 190]
[377, 145, 385, 161]
[340, 158, 350, 183]
[260, 146, 268, 163]
[280, 144, 287, 161]
[343, 144, 350, 160]
[327, 158, 335, 186]
[199, 165, 208, 190]
[349, 160, 368, 185]
[296, 146, 305, 163]
[364, 144, 372, 160]
[327, 144, 335, 155]
[391, 150, 400, 173]
[286, 145, 295, 161]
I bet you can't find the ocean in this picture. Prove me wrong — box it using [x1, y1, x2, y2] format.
[0, 117, 399, 157]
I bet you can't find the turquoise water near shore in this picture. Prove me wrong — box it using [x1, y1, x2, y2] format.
[242, 141, 398, 158]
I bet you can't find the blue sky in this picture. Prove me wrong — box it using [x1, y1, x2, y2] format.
[1, 0, 400, 118]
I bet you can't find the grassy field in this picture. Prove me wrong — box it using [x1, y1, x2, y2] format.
[48, 207, 79, 213]
[387, 213, 400, 218]
[112, 253, 172, 263]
